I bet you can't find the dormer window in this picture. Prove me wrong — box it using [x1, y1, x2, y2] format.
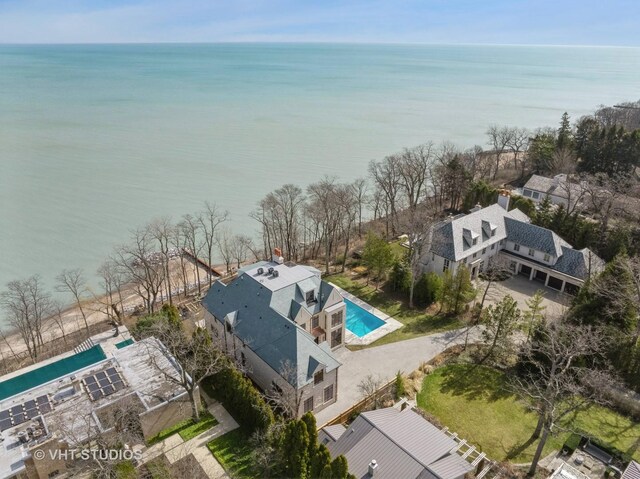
[491, 230, 496, 237]
[314, 370, 324, 385]
[306, 290, 315, 304]
[528, 248, 535, 257]
[544, 254, 550, 262]
[473, 238, 478, 246]
[514, 244, 520, 252]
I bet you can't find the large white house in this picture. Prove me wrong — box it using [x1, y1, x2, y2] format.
[202, 257, 345, 417]
[423, 193, 604, 295]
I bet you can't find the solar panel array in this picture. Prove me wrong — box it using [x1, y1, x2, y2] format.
[82, 367, 125, 401]
[0, 395, 52, 431]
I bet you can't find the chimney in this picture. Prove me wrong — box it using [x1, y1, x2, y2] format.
[272, 248, 284, 264]
[497, 190, 510, 210]
[368, 460, 378, 476]
[470, 203, 482, 213]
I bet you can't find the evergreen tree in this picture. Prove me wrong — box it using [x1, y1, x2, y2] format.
[389, 260, 411, 293]
[301, 412, 318, 464]
[394, 371, 406, 399]
[281, 420, 310, 479]
[448, 266, 476, 315]
[479, 295, 521, 364]
[310, 444, 332, 478]
[557, 112, 573, 149]
[413, 272, 443, 307]
[533, 196, 553, 228]
[523, 290, 547, 343]
[331, 456, 350, 479]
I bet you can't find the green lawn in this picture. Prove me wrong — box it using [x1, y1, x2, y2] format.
[207, 429, 258, 479]
[328, 273, 463, 348]
[417, 364, 640, 463]
[147, 410, 218, 445]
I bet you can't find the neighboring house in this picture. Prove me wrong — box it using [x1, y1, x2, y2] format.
[319, 407, 474, 479]
[202, 256, 345, 417]
[622, 461, 640, 479]
[423, 193, 604, 295]
[0, 335, 192, 479]
[521, 174, 586, 210]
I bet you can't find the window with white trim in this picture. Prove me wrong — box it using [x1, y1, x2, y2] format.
[482, 248, 486, 254]
[303, 396, 314, 413]
[513, 243, 520, 252]
[443, 259, 450, 272]
[544, 253, 550, 262]
[491, 244, 495, 250]
[324, 384, 334, 403]
[528, 248, 535, 257]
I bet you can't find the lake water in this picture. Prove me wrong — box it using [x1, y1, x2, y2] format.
[1, 43, 639, 314]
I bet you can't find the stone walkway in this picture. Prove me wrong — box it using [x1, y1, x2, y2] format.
[314, 326, 482, 426]
[140, 400, 239, 478]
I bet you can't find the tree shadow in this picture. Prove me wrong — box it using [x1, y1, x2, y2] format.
[438, 364, 514, 403]
[505, 433, 539, 460]
[404, 314, 459, 335]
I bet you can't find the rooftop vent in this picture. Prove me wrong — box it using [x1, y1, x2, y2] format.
[368, 460, 378, 476]
[272, 270, 280, 278]
[268, 267, 274, 275]
[257, 267, 264, 275]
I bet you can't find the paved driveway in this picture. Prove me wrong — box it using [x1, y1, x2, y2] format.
[314, 327, 481, 426]
[479, 275, 570, 320]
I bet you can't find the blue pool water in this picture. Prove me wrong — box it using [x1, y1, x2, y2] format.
[345, 298, 386, 337]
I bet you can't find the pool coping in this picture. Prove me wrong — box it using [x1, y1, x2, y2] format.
[329, 283, 404, 346]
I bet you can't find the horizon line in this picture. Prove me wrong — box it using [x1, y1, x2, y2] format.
[1, 40, 639, 49]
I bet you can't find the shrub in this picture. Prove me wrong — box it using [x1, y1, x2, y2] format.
[413, 272, 443, 307]
[394, 371, 406, 399]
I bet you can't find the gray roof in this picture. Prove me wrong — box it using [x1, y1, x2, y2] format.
[504, 217, 570, 257]
[323, 424, 347, 441]
[202, 262, 341, 388]
[523, 174, 584, 200]
[431, 204, 530, 261]
[324, 407, 473, 479]
[623, 461, 640, 479]
[552, 247, 605, 280]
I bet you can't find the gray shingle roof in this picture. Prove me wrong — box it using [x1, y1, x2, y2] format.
[325, 408, 473, 479]
[552, 247, 605, 280]
[431, 204, 530, 261]
[201, 262, 341, 388]
[623, 461, 640, 479]
[504, 217, 570, 257]
[523, 174, 584, 200]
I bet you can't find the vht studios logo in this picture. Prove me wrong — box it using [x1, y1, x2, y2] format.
[33, 448, 142, 462]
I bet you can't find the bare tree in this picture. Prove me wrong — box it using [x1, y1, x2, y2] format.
[506, 127, 530, 172]
[265, 359, 305, 419]
[336, 184, 359, 272]
[198, 202, 229, 285]
[402, 205, 437, 309]
[398, 143, 435, 211]
[178, 214, 204, 295]
[1, 276, 53, 361]
[231, 234, 255, 269]
[50, 301, 69, 347]
[307, 177, 343, 274]
[150, 217, 176, 305]
[358, 374, 383, 409]
[486, 125, 514, 179]
[112, 228, 165, 314]
[509, 322, 619, 476]
[369, 155, 403, 236]
[351, 178, 369, 237]
[97, 259, 126, 325]
[56, 269, 90, 332]
[587, 173, 632, 249]
[143, 324, 226, 421]
[216, 227, 234, 274]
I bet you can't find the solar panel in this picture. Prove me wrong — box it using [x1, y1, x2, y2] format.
[36, 395, 49, 405]
[24, 400, 37, 410]
[0, 410, 9, 420]
[83, 367, 126, 401]
[96, 371, 107, 380]
[87, 382, 100, 392]
[90, 390, 103, 401]
[38, 403, 52, 414]
[106, 367, 117, 376]
[12, 413, 26, 426]
[102, 385, 115, 395]
[98, 377, 111, 388]
[85, 376, 97, 385]
[112, 380, 125, 391]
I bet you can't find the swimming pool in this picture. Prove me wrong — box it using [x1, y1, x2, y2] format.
[345, 298, 386, 337]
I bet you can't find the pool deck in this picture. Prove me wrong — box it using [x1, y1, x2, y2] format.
[330, 283, 403, 346]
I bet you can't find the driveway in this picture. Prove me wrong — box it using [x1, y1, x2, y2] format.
[479, 275, 570, 320]
[314, 327, 482, 426]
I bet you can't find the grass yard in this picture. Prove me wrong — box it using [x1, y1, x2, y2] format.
[207, 429, 258, 479]
[147, 410, 218, 445]
[328, 273, 463, 348]
[417, 364, 640, 463]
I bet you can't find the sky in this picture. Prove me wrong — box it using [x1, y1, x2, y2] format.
[0, 0, 638, 46]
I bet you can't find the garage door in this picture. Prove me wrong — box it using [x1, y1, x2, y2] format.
[547, 276, 563, 290]
[519, 265, 532, 277]
[535, 270, 547, 282]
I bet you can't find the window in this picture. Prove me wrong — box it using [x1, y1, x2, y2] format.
[523, 189, 532, 197]
[300, 323, 306, 331]
[312, 315, 320, 329]
[331, 329, 342, 348]
[305, 290, 315, 304]
[462, 258, 467, 264]
[241, 352, 246, 367]
[443, 259, 450, 272]
[513, 243, 520, 252]
[314, 370, 324, 385]
[324, 385, 334, 403]
[472, 238, 478, 246]
[482, 248, 486, 254]
[544, 254, 550, 262]
[473, 252, 477, 259]
[528, 248, 535, 257]
[491, 229, 496, 237]
[225, 321, 232, 333]
[331, 310, 344, 328]
[491, 244, 495, 250]
[532, 191, 540, 199]
[304, 396, 314, 413]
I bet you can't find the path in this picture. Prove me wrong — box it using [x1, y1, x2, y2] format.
[315, 326, 482, 425]
[140, 400, 239, 478]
